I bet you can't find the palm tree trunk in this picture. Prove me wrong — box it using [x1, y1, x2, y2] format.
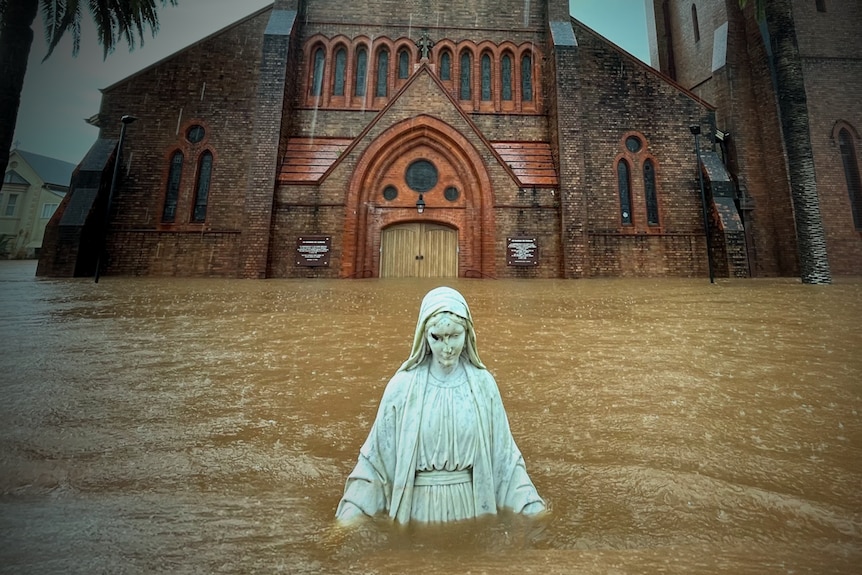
[765, 0, 832, 283]
[0, 0, 39, 193]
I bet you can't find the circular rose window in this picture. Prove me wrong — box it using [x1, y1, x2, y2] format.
[186, 124, 206, 144]
[405, 159, 438, 193]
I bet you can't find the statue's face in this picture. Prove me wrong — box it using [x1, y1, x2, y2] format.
[426, 315, 466, 371]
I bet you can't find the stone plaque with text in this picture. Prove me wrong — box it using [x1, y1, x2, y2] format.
[507, 237, 539, 266]
[296, 236, 331, 267]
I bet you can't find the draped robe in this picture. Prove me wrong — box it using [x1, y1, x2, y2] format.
[335, 359, 545, 523]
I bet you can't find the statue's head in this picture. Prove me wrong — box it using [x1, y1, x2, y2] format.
[399, 287, 485, 372]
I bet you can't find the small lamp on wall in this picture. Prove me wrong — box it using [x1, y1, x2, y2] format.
[416, 193, 426, 214]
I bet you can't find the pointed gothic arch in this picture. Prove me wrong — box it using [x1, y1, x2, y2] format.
[341, 115, 496, 278]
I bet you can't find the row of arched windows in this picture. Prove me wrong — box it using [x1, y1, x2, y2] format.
[304, 36, 540, 113]
[161, 124, 213, 225]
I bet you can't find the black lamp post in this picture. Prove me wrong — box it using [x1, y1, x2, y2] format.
[95, 114, 137, 283]
[690, 124, 715, 284]
[416, 193, 426, 214]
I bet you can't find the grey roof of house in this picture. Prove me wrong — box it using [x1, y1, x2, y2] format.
[15, 149, 77, 188]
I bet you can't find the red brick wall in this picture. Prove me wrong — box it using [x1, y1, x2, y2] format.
[94, 9, 271, 277]
[649, 0, 862, 276]
[571, 21, 716, 278]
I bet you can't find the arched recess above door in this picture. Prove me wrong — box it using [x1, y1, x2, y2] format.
[341, 115, 495, 279]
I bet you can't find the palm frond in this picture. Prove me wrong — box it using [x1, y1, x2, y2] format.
[40, 0, 176, 61]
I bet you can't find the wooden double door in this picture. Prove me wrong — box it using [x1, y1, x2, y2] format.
[380, 223, 458, 278]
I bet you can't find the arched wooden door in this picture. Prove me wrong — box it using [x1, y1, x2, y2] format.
[380, 223, 458, 278]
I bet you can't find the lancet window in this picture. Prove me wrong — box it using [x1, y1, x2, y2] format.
[311, 47, 325, 98]
[521, 53, 533, 101]
[162, 151, 183, 223]
[644, 159, 660, 226]
[481, 53, 492, 101]
[617, 160, 633, 225]
[376, 48, 389, 97]
[460, 51, 472, 100]
[501, 54, 513, 101]
[354, 47, 368, 97]
[333, 47, 347, 96]
[191, 151, 213, 223]
[440, 51, 451, 80]
[398, 49, 410, 79]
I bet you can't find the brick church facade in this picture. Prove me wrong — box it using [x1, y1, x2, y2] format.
[37, 0, 861, 279]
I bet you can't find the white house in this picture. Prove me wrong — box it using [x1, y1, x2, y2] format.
[1, 149, 75, 259]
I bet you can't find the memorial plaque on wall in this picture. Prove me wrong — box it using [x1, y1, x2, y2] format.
[296, 236, 331, 267]
[507, 237, 539, 266]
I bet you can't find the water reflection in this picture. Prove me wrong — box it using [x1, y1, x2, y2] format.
[1, 260, 860, 573]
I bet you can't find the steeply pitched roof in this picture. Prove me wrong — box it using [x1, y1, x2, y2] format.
[14, 149, 77, 188]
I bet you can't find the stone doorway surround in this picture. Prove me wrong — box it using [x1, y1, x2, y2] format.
[341, 115, 495, 279]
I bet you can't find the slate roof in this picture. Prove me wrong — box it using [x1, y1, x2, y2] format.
[14, 149, 77, 188]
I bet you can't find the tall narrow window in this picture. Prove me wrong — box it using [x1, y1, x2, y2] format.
[354, 47, 368, 97]
[440, 51, 451, 80]
[311, 47, 325, 97]
[460, 52, 471, 100]
[191, 151, 213, 223]
[521, 53, 533, 101]
[162, 151, 183, 223]
[376, 49, 389, 97]
[4, 193, 18, 217]
[333, 47, 346, 96]
[481, 53, 492, 101]
[839, 128, 862, 229]
[501, 54, 513, 101]
[644, 159, 660, 226]
[691, 4, 700, 43]
[618, 160, 633, 225]
[398, 49, 410, 79]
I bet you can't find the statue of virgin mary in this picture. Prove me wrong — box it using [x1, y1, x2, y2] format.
[335, 286, 546, 523]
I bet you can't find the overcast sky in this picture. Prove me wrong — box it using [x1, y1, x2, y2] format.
[13, 0, 650, 165]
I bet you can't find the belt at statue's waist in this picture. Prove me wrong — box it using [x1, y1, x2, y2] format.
[413, 469, 472, 486]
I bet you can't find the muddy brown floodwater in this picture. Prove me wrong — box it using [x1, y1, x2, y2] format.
[1, 260, 861, 574]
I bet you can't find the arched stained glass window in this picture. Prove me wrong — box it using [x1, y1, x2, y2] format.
[398, 49, 410, 79]
[162, 151, 183, 223]
[192, 151, 213, 223]
[839, 128, 862, 229]
[311, 47, 325, 97]
[333, 47, 346, 96]
[460, 51, 471, 100]
[618, 160, 633, 225]
[481, 53, 492, 101]
[354, 47, 368, 97]
[440, 51, 451, 80]
[501, 54, 512, 101]
[376, 49, 389, 97]
[521, 53, 533, 101]
[644, 159, 659, 226]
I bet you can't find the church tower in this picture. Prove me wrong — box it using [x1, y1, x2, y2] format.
[646, 0, 862, 279]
